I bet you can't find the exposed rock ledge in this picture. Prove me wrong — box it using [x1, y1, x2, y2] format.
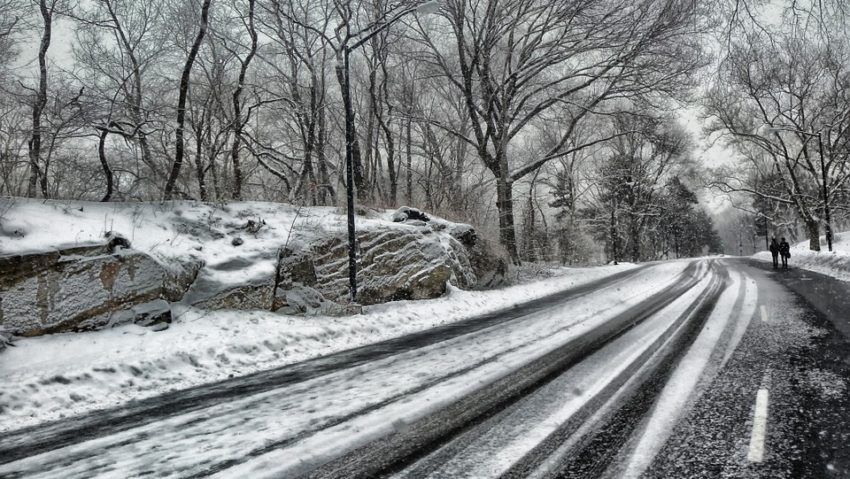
[0, 207, 506, 337]
[0, 242, 199, 337]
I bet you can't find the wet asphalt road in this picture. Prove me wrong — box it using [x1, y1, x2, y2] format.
[2, 258, 850, 478]
[528, 258, 850, 479]
[624, 259, 850, 478]
[647, 260, 850, 478]
[373, 258, 850, 479]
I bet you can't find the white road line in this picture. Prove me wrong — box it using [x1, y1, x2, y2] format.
[748, 388, 769, 462]
[760, 305, 768, 322]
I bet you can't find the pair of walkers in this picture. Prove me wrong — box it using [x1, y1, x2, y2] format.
[769, 237, 791, 269]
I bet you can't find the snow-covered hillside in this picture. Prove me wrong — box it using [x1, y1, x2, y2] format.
[1, 198, 512, 336]
[1, 198, 412, 281]
[753, 232, 850, 281]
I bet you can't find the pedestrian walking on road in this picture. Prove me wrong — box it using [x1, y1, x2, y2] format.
[769, 237, 780, 269]
[779, 237, 791, 269]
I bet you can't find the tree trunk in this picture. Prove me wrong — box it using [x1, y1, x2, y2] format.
[28, 0, 52, 198]
[495, 176, 520, 263]
[611, 199, 620, 265]
[194, 121, 207, 201]
[630, 216, 640, 262]
[228, 0, 257, 201]
[806, 219, 821, 251]
[406, 117, 412, 204]
[97, 128, 114, 201]
[525, 193, 536, 262]
[163, 0, 211, 200]
[316, 104, 335, 205]
[376, 59, 396, 206]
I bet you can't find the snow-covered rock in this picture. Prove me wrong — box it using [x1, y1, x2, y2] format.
[391, 206, 430, 223]
[0, 244, 172, 336]
[280, 225, 484, 306]
[0, 199, 506, 336]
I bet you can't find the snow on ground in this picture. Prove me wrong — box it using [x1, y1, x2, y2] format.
[0, 262, 692, 479]
[619, 269, 755, 479]
[396, 264, 716, 479]
[0, 198, 433, 286]
[221, 264, 695, 479]
[753, 231, 850, 282]
[0, 258, 638, 433]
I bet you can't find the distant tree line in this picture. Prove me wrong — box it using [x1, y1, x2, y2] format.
[707, 0, 850, 252]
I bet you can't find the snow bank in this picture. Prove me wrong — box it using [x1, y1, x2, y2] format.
[753, 231, 850, 281]
[0, 261, 637, 432]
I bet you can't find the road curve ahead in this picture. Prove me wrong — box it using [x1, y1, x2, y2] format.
[1, 258, 849, 478]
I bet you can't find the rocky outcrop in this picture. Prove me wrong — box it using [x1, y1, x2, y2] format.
[278, 217, 506, 307]
[162, 259, 204, 302]
[0, 207, 506, 337]
[0, 244, 172, 336]
[180, 252, 278, 311]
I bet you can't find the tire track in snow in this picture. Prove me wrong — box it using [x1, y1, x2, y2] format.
[252, 263, 710, 479]
[611, 267, 759, 479]
[393, 263, 722, 479]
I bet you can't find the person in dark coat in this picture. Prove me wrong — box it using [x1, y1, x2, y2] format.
[779, 237, 791, 269]
[769, 237, 780, 269]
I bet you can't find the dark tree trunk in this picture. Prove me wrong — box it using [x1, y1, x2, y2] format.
[630, 216, 640, 262]
[97, 128, 114, 201]
[316, 104, 335, 205]
[495, 176, 520, 264]
[194, 120, 207, 202]
[164, 0, 211, 200]
[28, 0, 52, 198]
[376, 58, 396, 206]
[406, 117, 412, 204]
[228, 0, 257, 201]
[610, 199, 620, 265]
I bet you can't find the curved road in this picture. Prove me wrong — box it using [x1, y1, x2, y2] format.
[1, 258, 848, 478]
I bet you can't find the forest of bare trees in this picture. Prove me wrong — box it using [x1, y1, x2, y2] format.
[0, 0, 736, 263]
[706, 0, 850, 252]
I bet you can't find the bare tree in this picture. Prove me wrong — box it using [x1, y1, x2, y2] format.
[258, 0, 337, 206]
[163, 0, 212, 200]
[26, 0, 62, 198]
[72, 0, 170, 199]
[705, 17, 850, 251]
[415, 0, 707, 261]
[218, 0, 258, 200]
[0, 0, 24, 70]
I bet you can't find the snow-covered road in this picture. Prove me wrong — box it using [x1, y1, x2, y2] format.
[2, 258, 849, 478]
